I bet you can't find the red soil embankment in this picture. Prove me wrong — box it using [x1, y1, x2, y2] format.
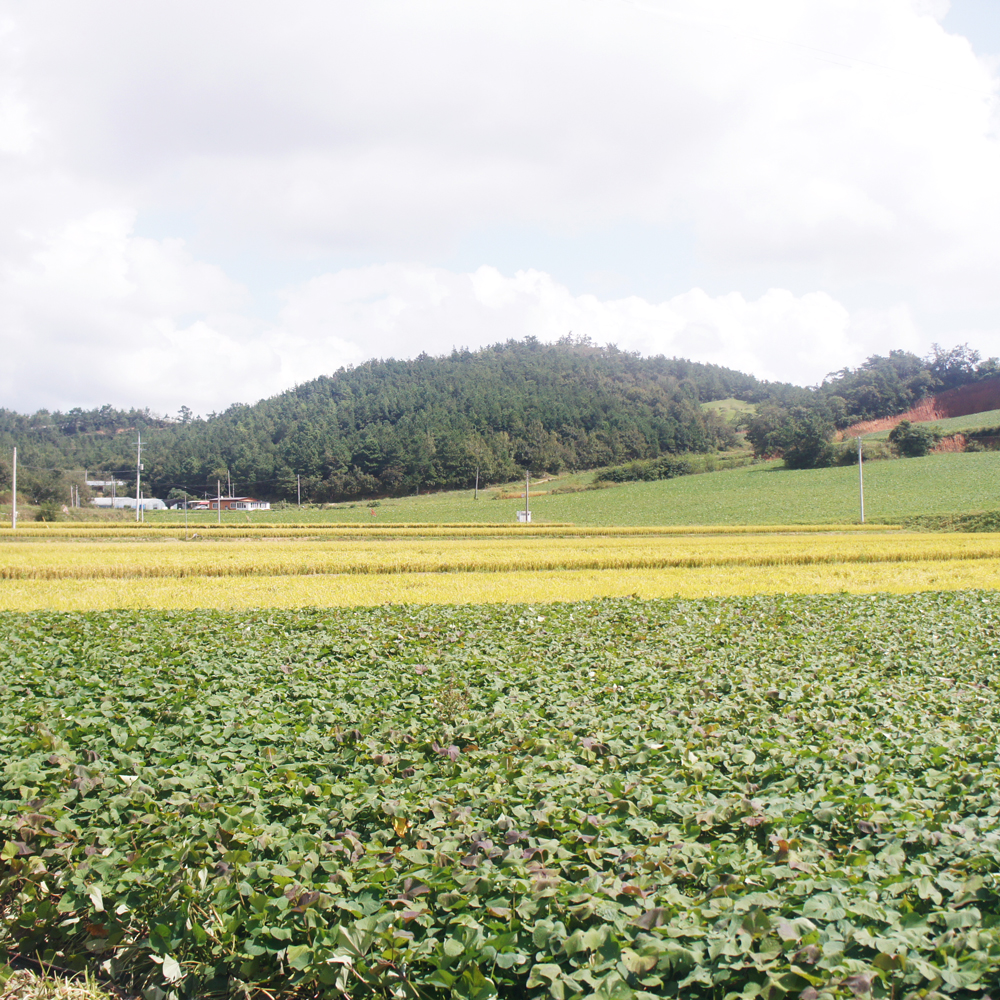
[843, 376, 1000, 437]
[932, 434, 966, 454]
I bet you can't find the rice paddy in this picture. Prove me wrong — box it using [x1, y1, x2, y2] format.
[0, 522, 897, 540]
[0, 528, 998, 610]
[3, 449, 1000, 611]
[0, 530, 994, 580]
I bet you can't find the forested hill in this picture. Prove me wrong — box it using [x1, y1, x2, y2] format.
[4, 339, 995, 503]
[1, 338, 768, 503]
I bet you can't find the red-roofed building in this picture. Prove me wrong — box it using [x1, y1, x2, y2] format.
[209, 497, 271, 511]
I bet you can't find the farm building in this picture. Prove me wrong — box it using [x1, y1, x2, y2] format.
[91, 497, 167, 510]
[209, 496, 271, 511]
[85, 478, 127, 495]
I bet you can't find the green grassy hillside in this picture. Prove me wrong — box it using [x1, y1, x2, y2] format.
[864, 406, 1000, 440]
[701, 397, 756, 418]
[143, 451, 1000, 527]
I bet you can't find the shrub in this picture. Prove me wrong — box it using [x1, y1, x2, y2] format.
[964, 426, 1000, 451]
[888, 420, 941, 457]
[595, 457, 692, 483]
[834, 439, 891, 465]
[35, 501, 62, 522]
[783, 413, 835, 469]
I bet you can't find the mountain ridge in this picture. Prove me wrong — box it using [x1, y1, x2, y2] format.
[1, 338, 997, 503]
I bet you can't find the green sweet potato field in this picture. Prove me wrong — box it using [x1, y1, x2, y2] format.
[2, 594, 1000, 999]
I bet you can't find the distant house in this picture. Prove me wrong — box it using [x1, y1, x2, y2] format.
[91, 497, 167, 510]
[209, 496, 271, 511]
[86, 479, 127, 495]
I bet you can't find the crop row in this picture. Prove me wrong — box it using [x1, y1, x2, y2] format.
[0, 533, 988, 581]
[2, 593, 1000, 998]
[0, 524, 898, 540]
[1, 556, 998, 611]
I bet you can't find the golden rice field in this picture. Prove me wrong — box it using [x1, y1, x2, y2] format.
[0, 528, 998, 609]
[0, 530, 994, 579]
[0, 521, 896, 539]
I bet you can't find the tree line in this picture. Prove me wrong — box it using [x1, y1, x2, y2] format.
[3, 339, 993, 502]
[1, 337, 767, 503]
[743, 344, 999, 467]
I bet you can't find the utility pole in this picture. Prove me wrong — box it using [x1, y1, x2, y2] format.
[111, 473, 116, 508]
[475, 466, 479, 501]
[227, 470, 232, 497]
[11, 447, 16, 531]
[217, 479, 222, 525]
[297, 475, 301, 508]
[525, 468, 530, 524]
[858, 435, 865, 524]
[135, 433, 142, 523]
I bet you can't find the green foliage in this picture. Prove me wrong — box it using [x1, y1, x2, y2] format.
[112, 449, 1000, 527]
[744, 408, 834, 468]
[3, 341, 996, 505]
[751, 344, 1000, 438]
[0, 341, 761, 505]
[594, 457, 692, 483]
[904, 510, 1000, 532]
[742, 405, 792, 458]
[833, 439, 891, 466]
[822, 349, 937, 425]
[2, 595, 1000, 998]
[926, 342, 1000, 391]
[594, 453, 754, 483]
[962, 425, 1000, 451]
[888, 420, 942, 458]
[781, 412, 835, 469]
[33, 501, 61, 522]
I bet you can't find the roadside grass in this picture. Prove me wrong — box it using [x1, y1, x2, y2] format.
[0, 970, 113, 1000]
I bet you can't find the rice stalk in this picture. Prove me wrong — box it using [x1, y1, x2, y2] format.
[0, 533, 996, 580]
[0, 558, 997, 611]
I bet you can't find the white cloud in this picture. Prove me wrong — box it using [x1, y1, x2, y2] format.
[0, 0, 998, 411]
[0, 225, 924, 412]
[0, 210, 280, 413]
[273, 263, 921, 389]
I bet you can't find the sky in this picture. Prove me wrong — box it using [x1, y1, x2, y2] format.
[1, 0, 999, 415]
